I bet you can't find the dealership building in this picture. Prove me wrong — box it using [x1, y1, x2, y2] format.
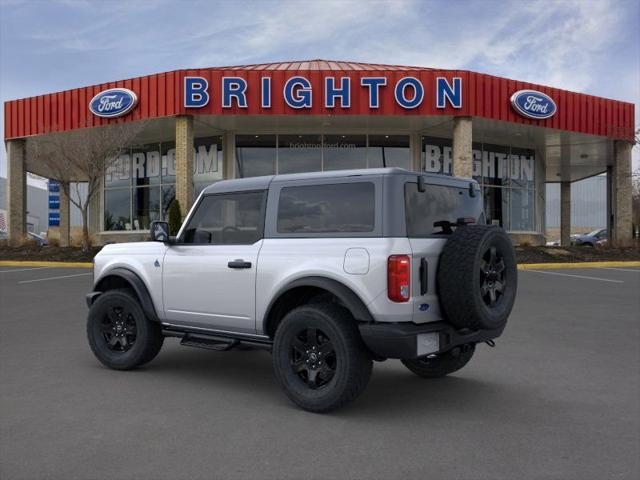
[3, 60, 636, 246]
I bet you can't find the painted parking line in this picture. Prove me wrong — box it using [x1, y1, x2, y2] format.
[18, 272, 93, 284]
[524, 269, 624, 283]
[0, 266, 53, 273]
[598, 267, 640, 273]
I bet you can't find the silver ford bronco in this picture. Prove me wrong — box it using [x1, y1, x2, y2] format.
[86, 168, 517, 412]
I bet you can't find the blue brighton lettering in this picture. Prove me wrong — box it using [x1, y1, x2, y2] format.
[283, 76, 312, 109]
[222, 77, 248, 108]
[394, 77, 424, 109]
[436, 77, 462, 108]
[325, 77, 351, 108]
[360, 77, 387, 108]
[184, 77, 209, 108]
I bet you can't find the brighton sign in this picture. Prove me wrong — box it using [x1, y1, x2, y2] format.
[89, 88, 138, 118]
[183, 76, 464, 110]
[510, 89, 557, 120]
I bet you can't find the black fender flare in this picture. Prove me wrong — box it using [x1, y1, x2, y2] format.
[91, 268, 159, 322]
[263, 276, 374, 336]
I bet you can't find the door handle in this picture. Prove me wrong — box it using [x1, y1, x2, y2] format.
[228, 259, 252, 269]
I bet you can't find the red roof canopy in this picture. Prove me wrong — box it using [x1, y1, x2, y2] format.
[3, 59, 635, 141]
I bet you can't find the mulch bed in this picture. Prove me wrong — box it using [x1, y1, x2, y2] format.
[515, 245, 640, 263]
[1, 243, 638, 264]
[0, 245, 102, 262]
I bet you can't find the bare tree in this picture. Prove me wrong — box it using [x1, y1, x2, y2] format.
[27, 121, 143, 250]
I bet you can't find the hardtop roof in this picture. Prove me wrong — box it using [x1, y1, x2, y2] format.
[201, 168, 474, 195]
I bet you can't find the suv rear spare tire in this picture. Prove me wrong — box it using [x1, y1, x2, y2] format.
[437, 225, 517, 331]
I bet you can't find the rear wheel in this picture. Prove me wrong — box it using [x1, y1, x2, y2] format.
[272, 303, 372, 413]
[87, 289, 164, 370]
[401, 344, 475, 378]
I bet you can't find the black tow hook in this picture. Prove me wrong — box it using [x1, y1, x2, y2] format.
[485, 339, 496, 348]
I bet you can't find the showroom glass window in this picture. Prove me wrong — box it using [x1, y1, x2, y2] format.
[234, 134, 409, 178]
[278, 134, 323, 174]
[236, 135, 277, 177]
[103, 136, 223, 231]
[323, 135, 367, 171]
[422, 136, 536, 232]
[368, 135, 410, 170]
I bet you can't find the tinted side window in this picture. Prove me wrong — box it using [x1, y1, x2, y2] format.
[182, 191, 265, 244]
[405, 183, 478, 236]
[277, 183, 375, 234]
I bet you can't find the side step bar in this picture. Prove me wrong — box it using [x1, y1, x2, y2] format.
[162, 328, 272, 352]
[180, 335, 239, 351]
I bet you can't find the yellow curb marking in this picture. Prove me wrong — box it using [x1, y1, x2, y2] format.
[518, 261, 640, 269]
[0, 260, 93, 268]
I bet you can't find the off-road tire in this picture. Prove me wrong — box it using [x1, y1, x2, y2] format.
[437, 225, 517, 330]
[272, 303, 373, 413]
[87, 289, 164, 370]
[401, 344, 475, 378]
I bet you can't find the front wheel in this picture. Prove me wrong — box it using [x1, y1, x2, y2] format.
[87, 289, 164, 370]
[401, 344, 475, 378]
[272, 304, 373, 412]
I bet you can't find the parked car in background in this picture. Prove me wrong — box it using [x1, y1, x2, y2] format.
[0, 230, 48, 245]
[571, 229, 607, 247]
[27, 231, 48, 246]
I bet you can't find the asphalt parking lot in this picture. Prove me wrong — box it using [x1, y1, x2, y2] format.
[1, 265, 639, 480]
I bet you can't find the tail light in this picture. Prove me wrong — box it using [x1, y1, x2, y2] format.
[388, 255, 410, 302]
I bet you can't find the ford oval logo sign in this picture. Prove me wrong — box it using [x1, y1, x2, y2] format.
[89, 88, 138, 118]
[510, 90, 556, 120]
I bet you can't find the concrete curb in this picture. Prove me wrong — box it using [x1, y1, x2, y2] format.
[0, 260, 93, 268]
[518, 261, 640, 270]
[1, 260, 639, 270]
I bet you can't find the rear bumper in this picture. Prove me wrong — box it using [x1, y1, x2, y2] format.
[359, 321, 505, 360]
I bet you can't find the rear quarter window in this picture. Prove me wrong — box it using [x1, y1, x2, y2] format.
[277, 182, 375, 234]
[405, 182, 480, 236]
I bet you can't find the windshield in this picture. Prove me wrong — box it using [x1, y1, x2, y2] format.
[404, 182, 481, 236]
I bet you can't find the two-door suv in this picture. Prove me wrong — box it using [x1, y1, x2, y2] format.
[87, 168, 517, 412]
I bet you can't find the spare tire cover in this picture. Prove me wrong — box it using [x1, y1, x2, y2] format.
[436, 225, 517, 330]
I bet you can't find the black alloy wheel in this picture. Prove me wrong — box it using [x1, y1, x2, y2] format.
[87, 289, 164, 370]
[100, 305, 137, 352]
[272, 303, 373, 412]
[480, 245, 506, 307]
[291, 327, 337, 389]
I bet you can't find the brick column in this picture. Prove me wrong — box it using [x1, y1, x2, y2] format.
[560, 181, 571, 246]
[610, 141, 633, 247]
[59, 181, 70, 247]
[175, 115, 194, 218]
[410, 133, 422, 172]
[222, 133, 236, 180]
[452, 116, 473, 178]
[6, 139, 27, 245]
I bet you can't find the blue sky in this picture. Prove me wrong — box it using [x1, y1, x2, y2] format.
[1, 0, 638, 178]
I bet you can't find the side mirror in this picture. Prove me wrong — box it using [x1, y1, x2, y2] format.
[150, 221, 170, 242]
